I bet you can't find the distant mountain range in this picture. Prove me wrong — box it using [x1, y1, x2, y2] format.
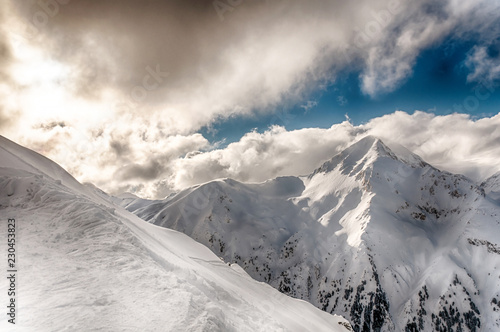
[118, 136, 500, 332]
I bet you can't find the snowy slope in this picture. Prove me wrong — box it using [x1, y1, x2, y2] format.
[120, 136, 500, 332]
[482, 172, 500, 204]
[0, 136, 351, 332]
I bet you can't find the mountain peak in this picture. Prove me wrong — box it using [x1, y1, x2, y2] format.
[309, 136, 426, 177]
[347, 135, 391, 156]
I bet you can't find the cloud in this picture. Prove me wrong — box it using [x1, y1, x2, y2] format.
[163, 111, 500, 197]
[337, 96, 348, 106]
[358, 0, 500, 96]
[0, 106, 13, 130]
[362, 111, 500, 180]
[4, 109, 500, 199]
[1, 1, 500, 198]
[3, 0, 499, 135]
[466, 45, 500, 85]
[300, 100, 318, 113]
[169, 124, 358, 186]
[11, 112, 210, 198]
[1, 0, 499, 133]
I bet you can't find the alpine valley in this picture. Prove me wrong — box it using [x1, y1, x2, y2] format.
[117, 136, 500, 332]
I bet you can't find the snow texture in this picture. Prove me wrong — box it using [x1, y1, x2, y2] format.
[0, 135, 350, 332]
[120, 136, 500, 332]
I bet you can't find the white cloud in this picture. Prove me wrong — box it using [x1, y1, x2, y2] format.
[4, 109, 500, 199]
[363, 111, 500, 180]
[300, 100, 318, 112]
[144, 111, 500, 198]
[466, 46, 500, 85]
[359, 0, 500, 96]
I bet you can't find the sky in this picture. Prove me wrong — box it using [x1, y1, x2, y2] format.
[1, 0, 500, 198]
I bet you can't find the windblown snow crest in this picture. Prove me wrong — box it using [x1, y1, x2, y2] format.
[120, 136, 500, 332]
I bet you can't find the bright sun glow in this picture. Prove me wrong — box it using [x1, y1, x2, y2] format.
[8, 28, 68, 86]
[3, 25, 117, 133]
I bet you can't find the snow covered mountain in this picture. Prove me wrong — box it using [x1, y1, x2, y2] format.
[119, 136, 500, 331]
[482, 172, 500, 205]
[0, 135, 351, 332]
